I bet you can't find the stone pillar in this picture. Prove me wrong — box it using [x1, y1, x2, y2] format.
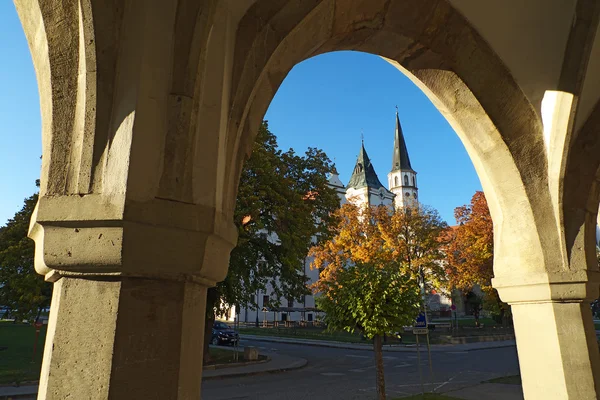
[39, 277, 208, 400]
[29, 198, 238, 400]
[495, 277, 600, 400]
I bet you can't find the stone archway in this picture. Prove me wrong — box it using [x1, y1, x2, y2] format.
[13, 0, 600, 399]
[226, 1, 600, 399]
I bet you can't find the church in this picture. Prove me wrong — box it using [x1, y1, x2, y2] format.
[233, 110, 451, 325]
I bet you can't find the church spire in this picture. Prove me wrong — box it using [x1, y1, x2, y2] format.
[391, 106, 413, 171]
[346, 141, 385, 190]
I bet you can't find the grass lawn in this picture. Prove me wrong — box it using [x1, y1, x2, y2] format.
[392, 394, 464, 400]
[205, 347, 246, 365]
[0, 321, 46, 385]
[239, 326, 418, 344]
[485, 375, 522, 385]
[238, 320, 511, 345]
[239, 326, 371, 344]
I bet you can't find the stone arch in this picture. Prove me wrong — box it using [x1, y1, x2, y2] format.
[394, 176, 399, 187]
[404, 174, 409, 186]
[226, 0, 556, 282]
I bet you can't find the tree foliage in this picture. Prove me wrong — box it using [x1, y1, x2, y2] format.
[444, 191, 509, 323]
[311, 203, 444, 400]
[0, 186, 52, 322]
[216, 120, 340, 310]
[312, 203, 448, 293]
[203, 121, 340, 361]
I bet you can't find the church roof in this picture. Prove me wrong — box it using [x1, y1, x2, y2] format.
[346, 142, 386, 190]
[391, 110, 413, 171]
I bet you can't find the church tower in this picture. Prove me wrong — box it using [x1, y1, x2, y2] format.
[346, 141, 395, 207]
[388, 108, 418, 208]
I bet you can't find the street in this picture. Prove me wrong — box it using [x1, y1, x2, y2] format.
[202, 339, 520, 399]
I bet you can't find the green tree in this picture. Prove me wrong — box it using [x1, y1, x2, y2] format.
[311, 204, 429, 400]
[203, 121, 340, 361]
[0, 182, 52, 322]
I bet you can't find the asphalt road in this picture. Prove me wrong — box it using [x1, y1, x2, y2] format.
[201, 338, 520, 400]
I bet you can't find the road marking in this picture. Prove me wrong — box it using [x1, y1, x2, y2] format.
[321, 372, 346, 376]
[446, 351, 468, 354]
[434, 371, 463, 391]
[394, 363, 411, 368]
[349, 369, 365, 373]
[345, 354, 369, 358]
[382, 356, 397, 360]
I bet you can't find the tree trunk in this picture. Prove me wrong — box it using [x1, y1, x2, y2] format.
[203, 287, 220, 365]
[373, 334, 386, 400]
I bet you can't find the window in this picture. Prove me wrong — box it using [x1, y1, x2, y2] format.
[262, 295, 270, 307]
[288, 298, 294, 307]
[281, 313, 287, 321]
[394, 176, 399, 186]
[307, 313, 313, 322]
[412, 176, 416, 186]
[404, 175, 409, 186]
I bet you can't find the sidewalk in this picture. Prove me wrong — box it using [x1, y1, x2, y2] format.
[241, 334, 516, 352]
[444, 383, 524, 400]
[203, 352, 307, 379]
[0, 353, 308, 398]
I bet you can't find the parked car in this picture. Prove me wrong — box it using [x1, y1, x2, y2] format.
[211, 321, 240, 346]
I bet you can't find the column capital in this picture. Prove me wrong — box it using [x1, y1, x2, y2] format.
[493, 269, 600, 304]
[29, 195, 238, 286]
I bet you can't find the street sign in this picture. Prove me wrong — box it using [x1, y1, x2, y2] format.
[451, 304, 456, 311]
[412, 328, 429, 335]
[415, 312, 427, 328]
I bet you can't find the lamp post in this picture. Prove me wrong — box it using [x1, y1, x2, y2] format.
[255, 288, 260, 327]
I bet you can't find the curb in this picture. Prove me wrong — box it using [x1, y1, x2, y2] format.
[203, 356, 270, 370]
[202, 358, 308, 380]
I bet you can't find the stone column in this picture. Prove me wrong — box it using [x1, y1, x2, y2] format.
[29, 197, 237, 400]
[495, 276, 600, 400]
[39, 277, 208, 400]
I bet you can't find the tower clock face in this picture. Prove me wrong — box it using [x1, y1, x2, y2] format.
[405, 192, 410, 197]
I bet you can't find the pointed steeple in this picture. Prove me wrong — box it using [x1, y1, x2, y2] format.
[347, 142, 385, 190]
[391, 107, 413, 171]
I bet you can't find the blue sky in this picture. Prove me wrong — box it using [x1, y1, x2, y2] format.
[0, 3, 41, 226]
[265, 52, 482, 223]
[0, 4, 480, 226]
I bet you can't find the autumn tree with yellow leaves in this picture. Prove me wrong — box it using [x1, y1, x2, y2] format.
[310, 203, 447, 400]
